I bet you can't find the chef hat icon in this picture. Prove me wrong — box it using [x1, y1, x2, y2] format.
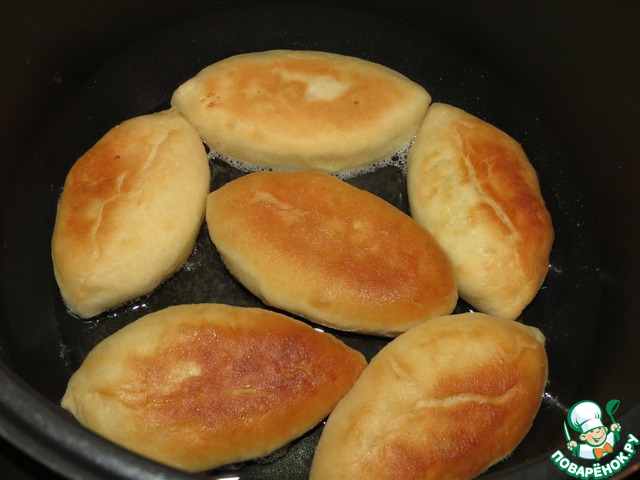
[568, 400, 605, 434]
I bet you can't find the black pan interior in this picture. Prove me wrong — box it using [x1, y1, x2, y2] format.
[0, 2, 637, 479]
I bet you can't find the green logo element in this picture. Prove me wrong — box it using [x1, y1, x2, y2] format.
[550, 399, 639, 479]
[566, 399, 621, 460]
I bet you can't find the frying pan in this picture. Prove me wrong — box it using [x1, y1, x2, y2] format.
[1, 1, 639, 479]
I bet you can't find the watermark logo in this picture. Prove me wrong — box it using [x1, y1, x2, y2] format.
[550, 399, 638, 479]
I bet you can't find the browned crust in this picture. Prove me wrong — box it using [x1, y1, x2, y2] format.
[51, 109, 209, 317]
[171, 50, 431, 172]
[198, 55, 407, 136]
[61, 304, 366, 472]
[454, 119, 552, 285]
[309, 313, 548, 480]
[206, 171, 458, 336]
[407, 103, 554, 319]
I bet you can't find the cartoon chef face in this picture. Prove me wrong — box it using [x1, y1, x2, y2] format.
[581, 426, 609, 446]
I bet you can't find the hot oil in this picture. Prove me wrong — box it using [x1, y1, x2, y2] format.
[206, 138, 414, 180]
[335, 140, 413, 180]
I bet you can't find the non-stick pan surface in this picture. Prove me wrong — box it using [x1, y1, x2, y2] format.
[1, 2, 639, 479]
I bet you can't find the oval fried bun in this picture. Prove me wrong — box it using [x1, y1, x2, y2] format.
[206, 171, 458, 336]
[171, 50, 431, 173]
[61, 303, 366, 472]
[52, 108, 210, 318]
[407, 103, 554, 320]
[310, 312, 548, 480]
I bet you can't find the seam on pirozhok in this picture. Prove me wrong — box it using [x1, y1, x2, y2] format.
[455, 124, 516, 235]
[90, 129, 172, 257]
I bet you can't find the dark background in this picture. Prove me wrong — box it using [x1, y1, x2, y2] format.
[1, 1, 639, 478]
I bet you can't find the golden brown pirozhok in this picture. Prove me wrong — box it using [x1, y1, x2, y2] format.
[51, 108, 210, 318]
[310, 313, 548, 480]
[61, 304, 366, 472]
[206, 171, 458, 336]
[407, 103, 554, 320]
[171, 49, 431, 173]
